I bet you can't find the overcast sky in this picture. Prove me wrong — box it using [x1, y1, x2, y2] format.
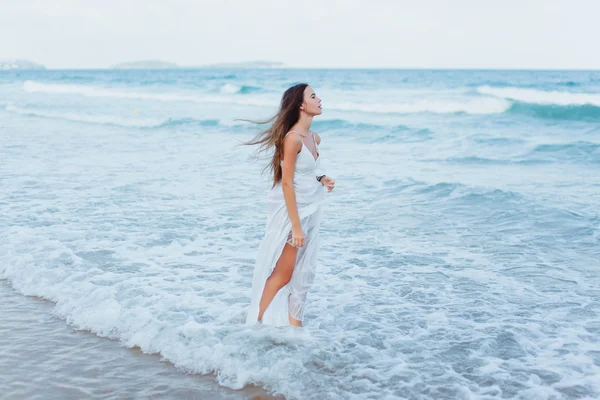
[0, 0, 598, 69]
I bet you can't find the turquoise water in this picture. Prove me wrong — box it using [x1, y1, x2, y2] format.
[1, 69, 599, 399]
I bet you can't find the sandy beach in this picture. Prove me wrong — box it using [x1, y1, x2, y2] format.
[0, 281, 281, 400]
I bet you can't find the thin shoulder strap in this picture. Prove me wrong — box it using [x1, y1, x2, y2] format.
[311, 131, 318, 146]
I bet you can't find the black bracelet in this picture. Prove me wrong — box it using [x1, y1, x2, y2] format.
[317, 175, 326, 182]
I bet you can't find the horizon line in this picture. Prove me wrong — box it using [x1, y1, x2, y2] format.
[5, 66, 600, 72]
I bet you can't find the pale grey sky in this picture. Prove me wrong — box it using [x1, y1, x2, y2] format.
[0, 0, 598, 69]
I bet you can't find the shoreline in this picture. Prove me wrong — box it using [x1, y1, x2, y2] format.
[0, 280, 282, 400]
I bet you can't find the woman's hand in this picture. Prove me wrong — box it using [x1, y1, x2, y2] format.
[291, 225, 305, 248]
[320, 176, 335, 192]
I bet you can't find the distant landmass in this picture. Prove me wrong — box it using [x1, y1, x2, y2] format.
[0, 59, 46, 70]
[111, 60, 285, 69]
[200, 61, 285, 69]
[112, 60, 179, 69]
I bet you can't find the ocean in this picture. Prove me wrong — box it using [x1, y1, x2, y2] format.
[1, 69, 599, 399]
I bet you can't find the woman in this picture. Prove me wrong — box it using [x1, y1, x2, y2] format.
[244, 83, 335, 327]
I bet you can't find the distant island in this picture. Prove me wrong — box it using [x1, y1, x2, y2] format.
[112, 60, 179, 69]
[111, 60, 285, 69]
[0, 59, 46, 70]
[200, 61, 285, 69]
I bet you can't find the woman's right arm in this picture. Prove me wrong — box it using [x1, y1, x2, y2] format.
[281, 132, 305, 247]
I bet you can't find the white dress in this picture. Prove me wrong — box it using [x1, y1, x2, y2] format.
[246, 132, 325, 327]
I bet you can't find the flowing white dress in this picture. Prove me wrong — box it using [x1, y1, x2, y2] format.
[246, 132, 325, 327]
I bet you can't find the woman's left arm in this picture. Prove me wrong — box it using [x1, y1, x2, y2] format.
[313, 132, 334, 191]
[314, 132, 323, 183]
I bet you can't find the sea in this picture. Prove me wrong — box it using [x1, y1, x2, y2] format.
[1, 69, 599, 400]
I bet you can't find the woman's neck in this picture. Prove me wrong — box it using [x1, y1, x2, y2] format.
[294, 114, 313, 135]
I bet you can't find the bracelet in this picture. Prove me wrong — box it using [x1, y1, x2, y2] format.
[316, 175, 326, 182]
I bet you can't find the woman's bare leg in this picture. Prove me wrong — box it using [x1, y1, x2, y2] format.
[257, 243, 298, 322]
[288, 314, 302, 327]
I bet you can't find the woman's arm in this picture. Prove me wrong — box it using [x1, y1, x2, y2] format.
[314, 131, 322, 181]
[281, 132, 305, 247]
[313, 132, 334, 191]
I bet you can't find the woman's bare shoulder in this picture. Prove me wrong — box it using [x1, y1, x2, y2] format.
[283, 131, 302, 152]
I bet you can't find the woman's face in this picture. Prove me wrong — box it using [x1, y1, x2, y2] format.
[302, 86, 322, 116]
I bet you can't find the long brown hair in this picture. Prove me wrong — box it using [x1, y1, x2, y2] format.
[241, 83, 308, 186]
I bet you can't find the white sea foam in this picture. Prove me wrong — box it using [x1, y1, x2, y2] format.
[220, 83, 242, 94]
[23, 81, 512, 115]
[5, 104, 167, 128]
[329, 97, 510, 115]
[477, 85, 600, 107]
[23, 80, 215, 103]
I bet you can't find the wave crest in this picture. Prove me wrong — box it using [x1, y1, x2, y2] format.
[4, 105, 226, 129]
[478, 86, 600, 120]
[477, 85, 600, 107]
[330, 97, 510, 115]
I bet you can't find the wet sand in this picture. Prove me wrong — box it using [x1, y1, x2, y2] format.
[0, 281, 282, 400]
